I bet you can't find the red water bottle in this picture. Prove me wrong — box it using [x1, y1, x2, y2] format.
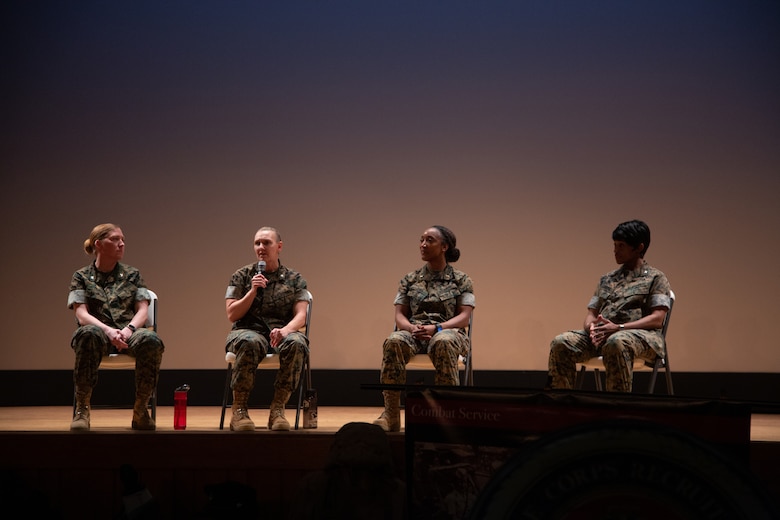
[174, 384, 190, 430]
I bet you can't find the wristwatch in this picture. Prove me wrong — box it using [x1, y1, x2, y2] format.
[619, 324, 625, 330]
[436, 324, 443, 333]
[127, 324, 137, 333]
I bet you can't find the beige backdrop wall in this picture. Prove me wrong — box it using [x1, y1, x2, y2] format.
[3, 1, 779, 373]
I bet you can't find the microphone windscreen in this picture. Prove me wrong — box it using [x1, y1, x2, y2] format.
[257, 260, 266, 273]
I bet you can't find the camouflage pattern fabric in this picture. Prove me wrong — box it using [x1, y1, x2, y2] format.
[67, 262, 163, 396]
[71, 326, 164, 397]
[548, 260, 670, 392]
[225, 329, 308, 394]
[224, 263, 309, 393]
[68, 262, 152, 328]
[380, 264, 474, 386]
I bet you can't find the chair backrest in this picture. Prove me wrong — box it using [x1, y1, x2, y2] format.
[660, 289, 675, 340]
[146, 289, 158, 332]
[302, 290, 313, 337]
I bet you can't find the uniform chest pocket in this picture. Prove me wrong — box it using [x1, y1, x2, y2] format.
[437, 286, 460, 303]
[85, 285, 107, 310]
[621, 281, 652, 307]
[408, 286, 429, 303]
[268, 284, 296, 308]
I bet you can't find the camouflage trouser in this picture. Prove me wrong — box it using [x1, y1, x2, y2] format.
[379, 329, 469, 386]
[548, 330, 659, 392]
[225, 329, 309, 394]
[71, 325, 164, 399]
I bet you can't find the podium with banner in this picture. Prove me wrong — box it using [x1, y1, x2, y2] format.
[404, 388, 774, 519]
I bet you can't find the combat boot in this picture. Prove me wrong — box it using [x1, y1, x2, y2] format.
[373, 390, 401, 432]
[268, 389, 292, 431]
[132, 395, 156, 430]
[71, 387, 92, 431]
[230, 391, 255, 431]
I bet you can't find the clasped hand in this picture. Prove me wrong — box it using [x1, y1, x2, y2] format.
[589, 315, 618, 347]
[110, 328, 129, 352]
[411, 324, 434, 341]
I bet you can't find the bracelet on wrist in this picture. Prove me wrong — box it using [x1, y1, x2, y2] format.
[127, 324, 137, 333]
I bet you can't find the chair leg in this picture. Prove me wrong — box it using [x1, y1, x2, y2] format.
[648, 364, 659, 394]
[219, 364, 232, 430]
[575, 365, 586, 389]
[662, 356, 674, 395]
[294, 378, 304, 430]
[464, 354, 474, 386]
[665, 368, 674, 395]
[593, 368, 603, 391]
[294, 356, 310, 430]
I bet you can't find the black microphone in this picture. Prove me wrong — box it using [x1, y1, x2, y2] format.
[255, 260, 266, 297]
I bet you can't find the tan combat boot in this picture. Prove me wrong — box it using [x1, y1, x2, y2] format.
[373, 390, 401, 432]
[132, 394, 156, 431]
[230, 391, 255, 431]
[70, 387, 92, 431]
[268, 389, 292, 431]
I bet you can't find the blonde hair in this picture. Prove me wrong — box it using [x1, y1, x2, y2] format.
[83, 223, 118, 256]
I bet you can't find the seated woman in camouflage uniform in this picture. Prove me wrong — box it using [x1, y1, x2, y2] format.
[547, 219, 671, 392]
[373, 225, 475, 432]
[67, 223, 165, 431]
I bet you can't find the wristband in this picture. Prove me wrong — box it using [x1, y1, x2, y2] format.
[436, 324, 443, 333]
[127, 324, 137, 333]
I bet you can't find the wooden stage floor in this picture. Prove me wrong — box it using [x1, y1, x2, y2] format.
[0, 405, 778, 440]
[0, 405, 396, 433]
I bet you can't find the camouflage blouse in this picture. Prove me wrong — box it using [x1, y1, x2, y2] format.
[589, 260, 671, 327]
[225, 262, 308, 338]
[394, 263, 475, 327]
[67, 262, 152, 329]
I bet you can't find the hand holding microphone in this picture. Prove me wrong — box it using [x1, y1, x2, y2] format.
[253, 260, 267, 294]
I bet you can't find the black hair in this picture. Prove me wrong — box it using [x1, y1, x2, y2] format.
[432, 225, 461, 263]
[612, 220, 651, 257]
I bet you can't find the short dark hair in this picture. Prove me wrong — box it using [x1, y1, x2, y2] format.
[612, 220, 651, 257]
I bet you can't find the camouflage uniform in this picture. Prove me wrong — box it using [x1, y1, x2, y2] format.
[549, 260, 671, 392]
[380, 264, 475, 386]
[225, 262, 309, 395]
[67, 262, 164, 400]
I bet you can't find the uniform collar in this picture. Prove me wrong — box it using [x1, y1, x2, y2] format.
[419, 263, 453, 281]
[620, 259, 649, 279]
[88, 261, 126, 282]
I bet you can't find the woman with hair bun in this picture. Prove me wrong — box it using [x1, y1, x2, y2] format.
[373, 226, 475, 432]
[67, 223, 164, 431]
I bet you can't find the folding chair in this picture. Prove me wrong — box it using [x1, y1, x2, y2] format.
[220, 290, 313, 430]
[576, 290, 675, 394]
[405, 311, 474, 386]
[72, 289, 159, 419]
